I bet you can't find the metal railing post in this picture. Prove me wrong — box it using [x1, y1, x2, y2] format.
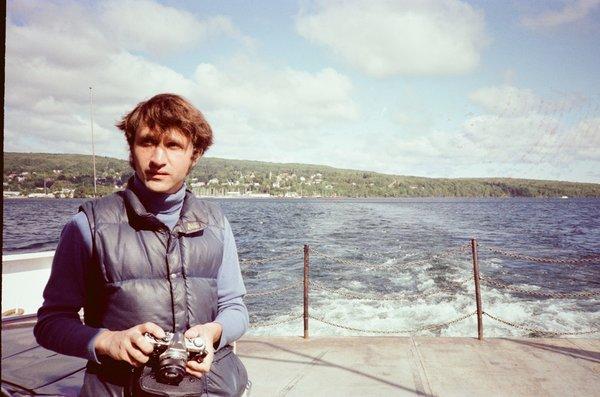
[303, 244, 310, 339]
[471, 238, 484, 340]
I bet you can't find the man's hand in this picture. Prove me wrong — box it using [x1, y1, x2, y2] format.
[94, 322, 165, 367]
[184, 322, 223, 378]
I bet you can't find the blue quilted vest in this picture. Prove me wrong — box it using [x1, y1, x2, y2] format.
[79, 183, 226, 333]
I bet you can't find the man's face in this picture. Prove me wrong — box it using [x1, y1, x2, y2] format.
[132, 127, 199, 194]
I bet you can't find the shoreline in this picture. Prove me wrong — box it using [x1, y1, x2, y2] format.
[3, 195, 595, 200]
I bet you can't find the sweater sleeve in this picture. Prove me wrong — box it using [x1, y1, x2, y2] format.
[213, 216, 249, 350]
[33, 212, 103, 363]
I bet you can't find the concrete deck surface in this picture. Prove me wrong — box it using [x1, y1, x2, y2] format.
[236, 336, 599, 397]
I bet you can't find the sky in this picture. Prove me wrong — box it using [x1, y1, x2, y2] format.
[4, 0, 600, 182]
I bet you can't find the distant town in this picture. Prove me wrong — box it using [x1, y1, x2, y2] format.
[4, 168, 351, 199]
[4, 152, 600, 198]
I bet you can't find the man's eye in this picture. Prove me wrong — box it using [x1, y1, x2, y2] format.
[168, 143, 183, 149]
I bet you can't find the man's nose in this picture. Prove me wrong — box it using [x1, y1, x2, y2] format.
[149, 146, 167, 166]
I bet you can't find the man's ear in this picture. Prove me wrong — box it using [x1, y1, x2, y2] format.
[191, 149, 203, 167]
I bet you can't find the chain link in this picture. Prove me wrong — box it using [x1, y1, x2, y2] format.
[240, 251, 299, 267]
[308, 311, 476, 334]
[481, 277, 600, 299]
[310, 279, 468, 301]
[245, 281, 302, 297]
[483, 312, 600, 336]
[483, 246, 600, 265]
[250, 313, 303, 328]
[311, 243, 470, 270]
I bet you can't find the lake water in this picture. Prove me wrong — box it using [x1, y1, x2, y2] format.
[3, 197, 599, 338]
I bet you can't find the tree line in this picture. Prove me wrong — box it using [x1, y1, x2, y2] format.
[4, 152, 600, 198]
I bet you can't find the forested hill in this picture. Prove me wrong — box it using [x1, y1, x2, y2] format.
[4, 152, 600, 197]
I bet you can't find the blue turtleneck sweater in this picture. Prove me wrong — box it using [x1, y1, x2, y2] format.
[35, 176, 248, 363]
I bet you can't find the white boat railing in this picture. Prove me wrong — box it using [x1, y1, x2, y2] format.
[2, 251, 55, 317]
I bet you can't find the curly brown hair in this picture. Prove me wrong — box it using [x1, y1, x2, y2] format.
[116, 93, 213, 162]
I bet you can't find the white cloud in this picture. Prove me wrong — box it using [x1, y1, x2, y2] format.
[469, 85, 585, 116]
[100, 0, 252, 56]
[5, 0, 358, 163]
[469, 86, 540, 116]
[367, 86, 600, 180]
[558, 117, 600, 161]
[4, 0, 226, 158]
[521, 0, 600, 29]
[193, 59, 358, 128]
[100, 0, 209, 55]
[190, 58, 359, 163]
[296, 0, 487, 78]
[5, 1, 598, 183]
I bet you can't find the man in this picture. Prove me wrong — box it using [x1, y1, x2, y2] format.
[34, 93, 249, 396]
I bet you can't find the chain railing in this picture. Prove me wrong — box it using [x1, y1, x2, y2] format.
[250, 313, 303, 328]
[480, 277, 600, 299]
[483, 312, 599, 336]
[243, 240, 599, 339]
[308, 311, 476, 334]
[249, 310, 476, 334]
[245, 281, 302, 298]
[311, 244, 470, 270]
[482, 245, 600, 265]
[310, 279, 468, 301]
[239, 251, 298, 267]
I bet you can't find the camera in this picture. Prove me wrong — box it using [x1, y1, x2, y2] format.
[144, 331, 208, 385]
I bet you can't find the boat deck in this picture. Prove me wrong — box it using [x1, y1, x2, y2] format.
[2, 323, 599, 396]
[238, 336, 599, 397]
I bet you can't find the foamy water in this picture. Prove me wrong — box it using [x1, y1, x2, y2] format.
[4, 197, 599, 337]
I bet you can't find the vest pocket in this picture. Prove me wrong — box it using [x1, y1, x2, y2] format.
[206, 347, 248, 397]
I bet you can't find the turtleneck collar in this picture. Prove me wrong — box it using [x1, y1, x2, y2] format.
[131, 173, 186, 218]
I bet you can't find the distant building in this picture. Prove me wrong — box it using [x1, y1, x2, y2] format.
[56, 188, 75, 198]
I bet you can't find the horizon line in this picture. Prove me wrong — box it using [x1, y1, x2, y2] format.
[4, 150, 599, 185]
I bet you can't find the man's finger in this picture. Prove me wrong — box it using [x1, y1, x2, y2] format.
[138, 322, 165, 338]
[186, 367, 204, 379]
[187, 359, 211, 373]
[124, 350, 144, 367]
[132, 334, 154, 355]
[184, 326, 201, 339]
[127, 342, 150, 366]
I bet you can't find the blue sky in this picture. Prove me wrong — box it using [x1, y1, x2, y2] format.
[5, 0, 600, 182]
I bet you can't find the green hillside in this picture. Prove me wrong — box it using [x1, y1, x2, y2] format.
[3, 152, 600, 198]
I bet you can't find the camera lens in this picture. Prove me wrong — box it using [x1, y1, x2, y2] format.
[157, 356, 187, 385]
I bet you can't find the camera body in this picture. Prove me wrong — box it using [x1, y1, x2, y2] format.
[144, 331, 207, 385]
